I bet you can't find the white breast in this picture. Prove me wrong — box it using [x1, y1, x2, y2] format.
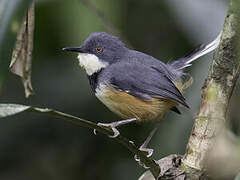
[95, 83, 110, 105]
[95, 83, 120, 115]
[77, 53, 108, 75]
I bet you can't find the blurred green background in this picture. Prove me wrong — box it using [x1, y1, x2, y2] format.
[0, 0, 235, 179]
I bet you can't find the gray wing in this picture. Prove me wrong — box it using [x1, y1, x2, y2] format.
[105, 62, 189, 108]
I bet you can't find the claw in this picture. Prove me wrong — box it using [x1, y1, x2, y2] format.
[108, 126, 120, 138]
[139, 146, 154, 158]
[134, 146, 154, 169]
[134, 147, 154, 161]
[134, 154, 140, 162]
[134, 154, 150, 169]
[93, 123, 120, 138]
[93, 129, 97, 135]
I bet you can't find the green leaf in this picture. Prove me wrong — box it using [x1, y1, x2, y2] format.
[0, 104, 99, 130]
[0, 0, 32, 88]
[0, 104, 30, 118]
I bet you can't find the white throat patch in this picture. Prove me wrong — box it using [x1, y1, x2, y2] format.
[77, 53, 108, 75]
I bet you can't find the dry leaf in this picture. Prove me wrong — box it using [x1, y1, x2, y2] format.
[10, 1, 35, 98]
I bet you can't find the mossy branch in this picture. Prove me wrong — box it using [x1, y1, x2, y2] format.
[182, 0, 240, 174]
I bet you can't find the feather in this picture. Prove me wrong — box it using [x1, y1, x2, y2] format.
[100, 61, 189, 108]
[168, 33, 221, 70]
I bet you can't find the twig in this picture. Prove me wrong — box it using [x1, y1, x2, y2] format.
[0, 104, 160, 178]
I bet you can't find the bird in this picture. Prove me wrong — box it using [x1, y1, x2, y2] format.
[63, 32, 220, 157]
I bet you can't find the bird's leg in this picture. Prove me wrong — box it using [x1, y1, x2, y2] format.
[134, 124, 159, 165]
[139, 126, 158, 157]
[94, 118, 137, 138]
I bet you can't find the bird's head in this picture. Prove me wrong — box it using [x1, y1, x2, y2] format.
[63, 32, 127, 75]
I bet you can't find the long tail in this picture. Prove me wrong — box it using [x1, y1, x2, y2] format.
[168, 33, 221, 70]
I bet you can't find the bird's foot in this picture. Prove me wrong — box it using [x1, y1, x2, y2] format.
[134, 126, 159, 168]
[134, 145, 154, 161]
[134, 145, 154, 169]
[93, 118, 136, 138]
[139, 145, 154, 158]
[94, 122, 120, 138]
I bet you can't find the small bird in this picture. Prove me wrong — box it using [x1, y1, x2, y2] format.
[63, 32, 220, 156]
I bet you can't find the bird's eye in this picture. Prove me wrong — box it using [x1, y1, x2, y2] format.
[96, 46, 103, 53]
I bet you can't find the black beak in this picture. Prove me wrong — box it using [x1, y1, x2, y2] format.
[62, 47, 85, 53]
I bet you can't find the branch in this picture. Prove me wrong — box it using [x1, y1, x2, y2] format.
[182, 0, 240, 174]
[0, 104, 160, 178]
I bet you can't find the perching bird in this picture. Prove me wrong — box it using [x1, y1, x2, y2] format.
[63, 32, 220, 156]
